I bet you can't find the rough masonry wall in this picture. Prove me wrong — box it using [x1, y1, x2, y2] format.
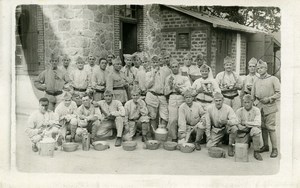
[42, 5, 114, 68]
[240, 34, 247, 75]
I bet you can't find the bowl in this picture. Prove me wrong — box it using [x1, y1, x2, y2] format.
[122, 141, 137, 151]
[62, 142, 79, 152]
[208, 147, 226, 158]
[92, 141, 110, 151]
[145, 140, 160, 150]
[178, 143, 195, 153]
[163, 141, 178, 151]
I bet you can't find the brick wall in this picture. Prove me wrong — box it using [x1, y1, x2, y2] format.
[113, 6, 120, 56]
[240, 34, 247, 75]
[36, 6, 45, 70]
[42, 5, 114, 68]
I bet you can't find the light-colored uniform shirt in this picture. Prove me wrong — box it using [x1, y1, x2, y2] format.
[26, 110, 59, 138]
[146, 67, 171, 94]
[242, 73, 258, 94]
[34, 69, 69, 93]
[120, 65, 135, 85]
[251, 74, 280, 115]
[164, 74, 191, 95]
[106, 69, 128, 103]
[77, 104, 102, 120]
[92, 68, 107, 91]
[192, 77, 221, 102]
[55, 101, 78, 118]
[215, 71, 242, 96]
[206, 104, 238, 135]
[69, 69, 90, 90]
[236, 106, 261, 127]
[178, 102, 206, 134]
[124, 99, 149, 124]
[84, 64, 99, 76]
[97, 100, 125, 118]
[135, 66, 147, 92]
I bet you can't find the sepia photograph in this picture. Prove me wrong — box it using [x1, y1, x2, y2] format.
[13, 4, 284, 177]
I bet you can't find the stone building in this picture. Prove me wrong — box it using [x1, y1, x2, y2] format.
[15, 4, 280, 77]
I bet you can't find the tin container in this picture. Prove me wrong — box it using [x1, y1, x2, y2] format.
[234, 143, 249, 162]
[39, 137, 56, 157]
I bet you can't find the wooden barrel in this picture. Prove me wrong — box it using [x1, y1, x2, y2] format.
[234, 143, 249, 162]
[39, 140, 56, 157]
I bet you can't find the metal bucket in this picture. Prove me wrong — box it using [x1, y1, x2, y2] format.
[39, 138, 56, 157]
[234, 143, 249, 162]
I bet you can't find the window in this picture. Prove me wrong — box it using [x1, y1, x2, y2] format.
[120, 5, 137, 19]
[176, 31, 191, 50]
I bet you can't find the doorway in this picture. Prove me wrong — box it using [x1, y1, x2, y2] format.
[216, 30, 233, 74]
[120, 21, 137, 64]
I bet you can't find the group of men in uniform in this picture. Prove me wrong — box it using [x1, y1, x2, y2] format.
[26, 51, 280, 161]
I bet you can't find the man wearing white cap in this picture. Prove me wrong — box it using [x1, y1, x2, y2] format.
[236, 94, 263, 161]
[216, 56, 243, 112]
[106, 53, 115, 75]
[55, 92, 78, 142]
[178, 88, 207, 150]
[92, 57, 108, 101]
[206, 92, 238, 156]
[69, 56, 91, 106]
[145, 55, 171, 137]
[34, 53, 70, 111]
[241, 58, 259, 98]
[135, 53, 150, 97]
[192, 64, 221, 111]
[106, 57, 128, 104]
[251, 60, 280, 158]
[84, 53, 98, 78]
[164, 60, 191, 142]
[121, 54, 136, 99]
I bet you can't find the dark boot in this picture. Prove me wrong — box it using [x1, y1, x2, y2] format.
[115, 137, 122, 147]
[57, 135, 64, 146]
[172, 139, 178, 143]
[228, 145, 234, 157]
[195, 142, 201, 151]
[270, 148, 278, 158]
[259, 145, 269, 153]
[142, 135, 148, 142]
[254, 151, 263, 161]
[32, 144, 38, 152]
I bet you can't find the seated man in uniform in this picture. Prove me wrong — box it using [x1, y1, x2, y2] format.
[123, 87, 150, 142]
[93, 90, 125, 147]
[236, 94, 263, 161]
[26, 98, 62, 152]
[55, 92, 78, 142]
[75, 94, 102, 142]
[178, 88, 207, 150]
[206, 92, 239, 156]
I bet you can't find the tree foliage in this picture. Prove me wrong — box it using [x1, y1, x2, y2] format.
[183, 6, 281, 33]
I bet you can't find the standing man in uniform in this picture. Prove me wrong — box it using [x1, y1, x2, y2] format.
[34, 53, 70, 111]
[121, 54, 136, 99]
[236, 94, 263, 161]
[216, 56, 243, 112]
[241, 58, 258, 100]
[164, 60, 191, 142]
[59, 54, 73, 77]
[206, 92, 239, 156]
[252, 60, 280, 158]
[92, 57, 108, 101]
[145, 55, 170, 137]
[106, 57, 128, 105]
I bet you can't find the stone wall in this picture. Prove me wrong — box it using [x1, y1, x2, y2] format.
[42, 5, 114, 67]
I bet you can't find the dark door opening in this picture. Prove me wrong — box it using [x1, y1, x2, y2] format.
[120, 22, 137, 65]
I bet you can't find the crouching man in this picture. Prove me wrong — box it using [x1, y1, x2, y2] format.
[93, 90, 125, 147]
[26, 98, 62, 152]
[124, 87, 150, 142]
[236, 94, 263, 161]
[178, 89, 207, 150]
[206, 92, 239, 157]
[75, 94, 101, 142]
[55, 92, 78, 142]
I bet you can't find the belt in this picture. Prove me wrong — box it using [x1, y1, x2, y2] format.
[129, 118, 139, 121]
[149, 91, 164, 96]
[73, 87, 87, 92]
[113, 86, 125, 90]
[45, 91, 63, 96]
[197, 98, 212, 103]
[222, 93, 239, 100]
[95, 89, 105, 93]
[170, 92, 181, 96]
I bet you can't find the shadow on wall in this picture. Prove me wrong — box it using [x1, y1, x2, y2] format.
[16, 5, 115, 111]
